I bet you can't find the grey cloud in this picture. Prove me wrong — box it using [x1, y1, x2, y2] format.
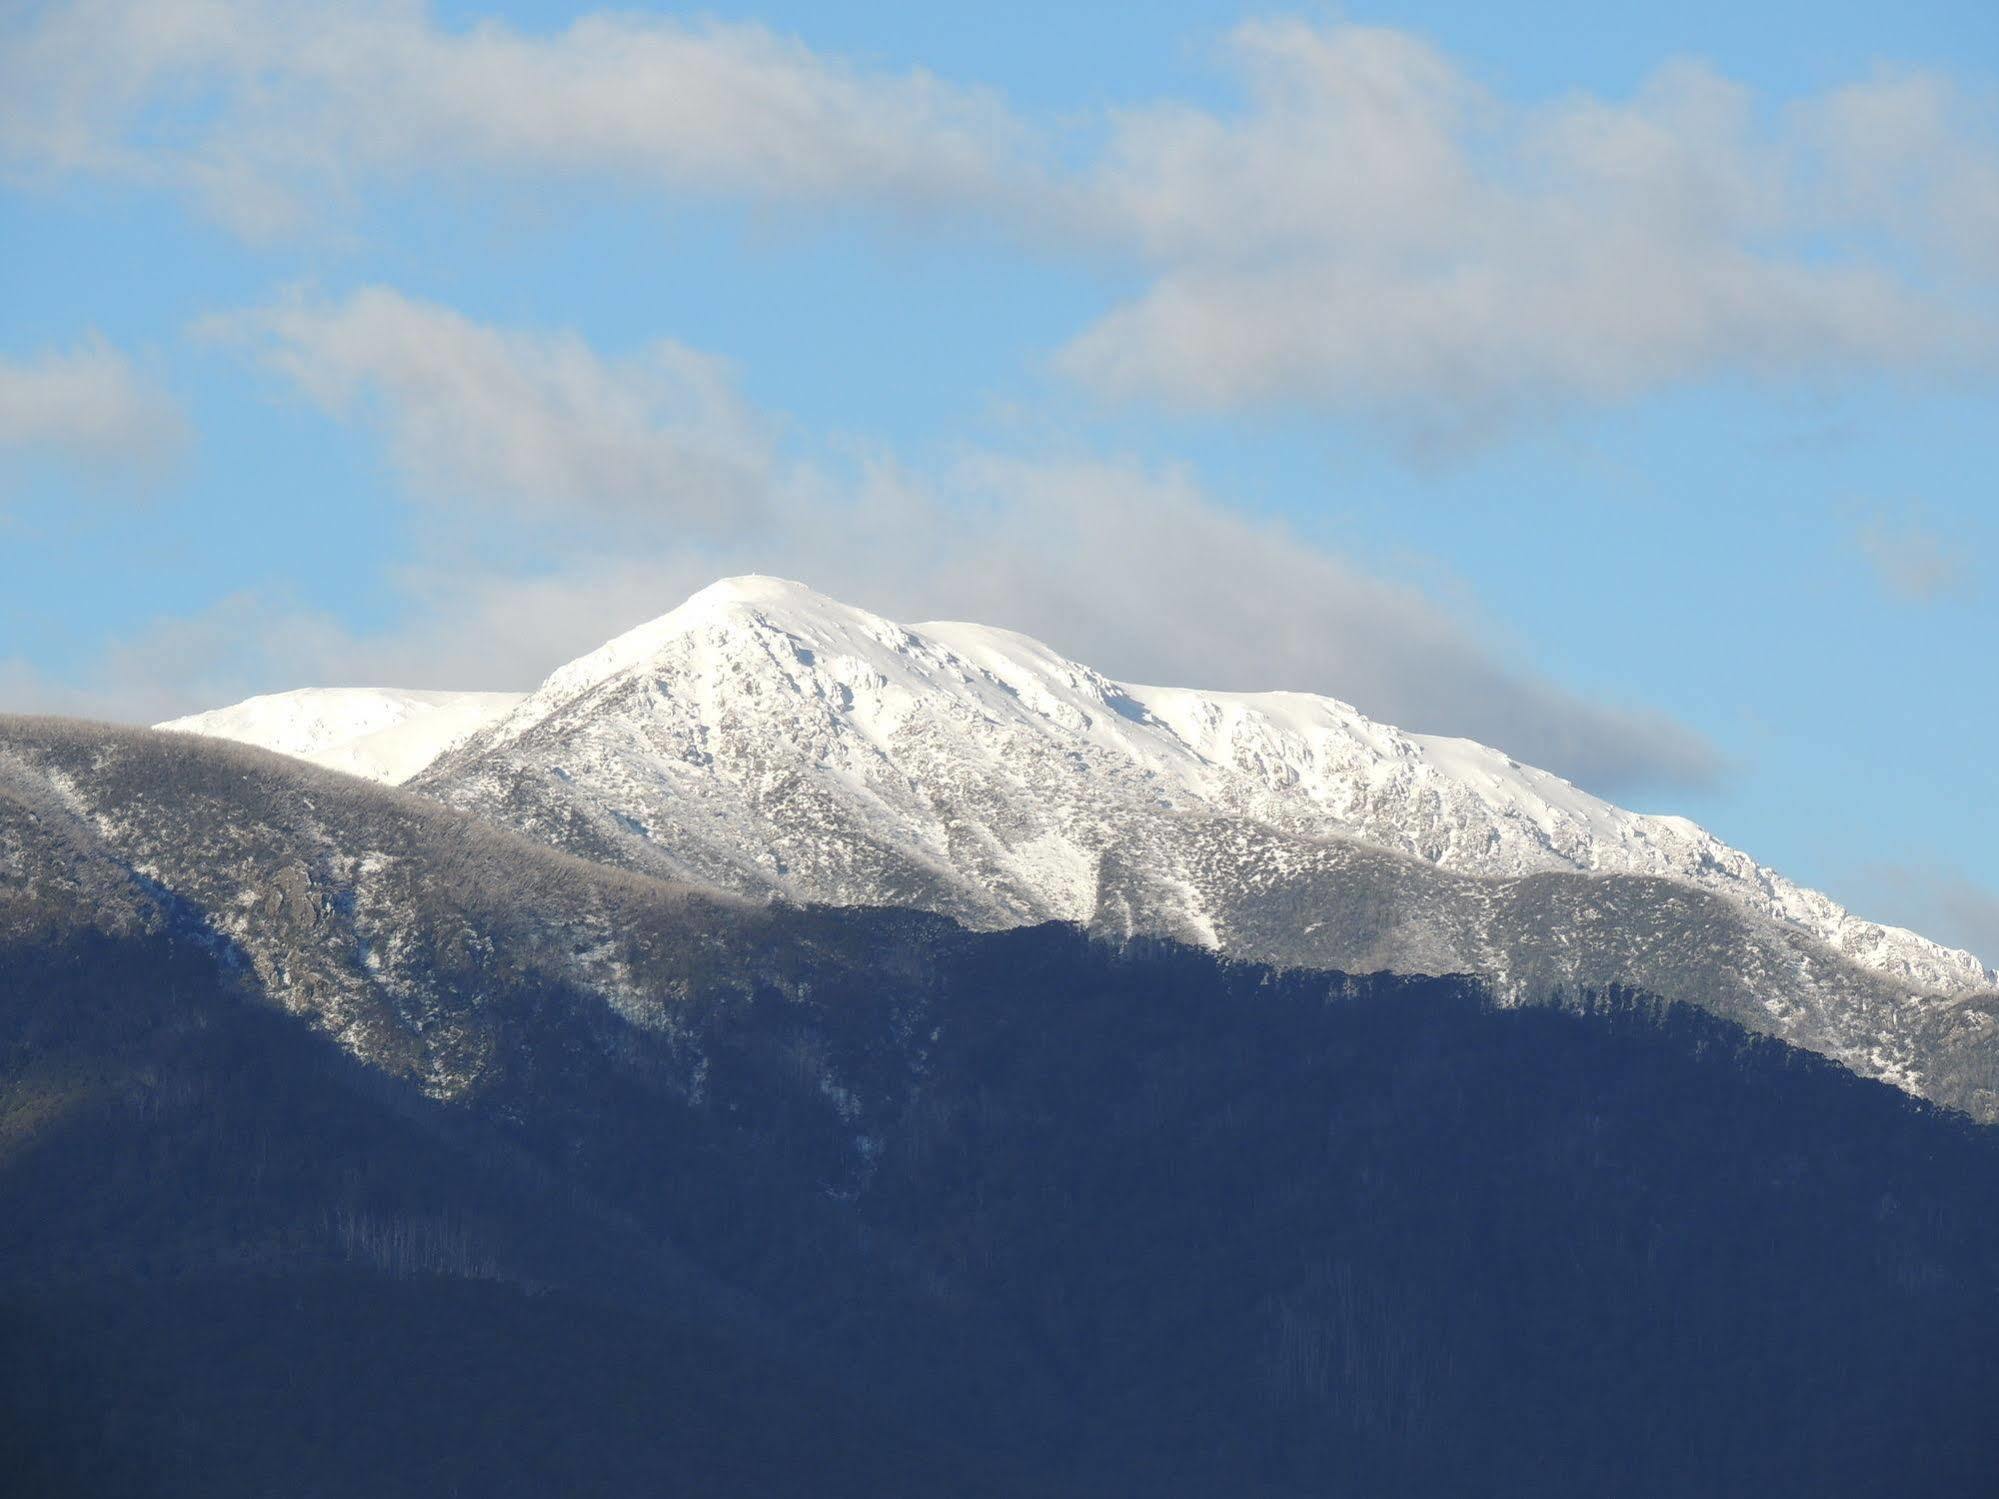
[1799, 70, 1999, 277]
[0, 590, 352, 724]
[1061, 29, 1995, 437]
[0, 337, 186, 481]
[1853, 509, 1974, 603]
[1, 0, 1034, 236]
[206, 287, 777, 534]
[1931, 879, 1999, 974]
[822, 456, 1725, 795]
[1853, 866, 1999, 973]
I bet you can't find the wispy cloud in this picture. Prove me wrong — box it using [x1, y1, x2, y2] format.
[0, 590, 351, 724]
[1853, 506, 1974, 603]
[205, 287, 777, 534]
[0, 0, 1035, 237]
[0, 336, 186, 482]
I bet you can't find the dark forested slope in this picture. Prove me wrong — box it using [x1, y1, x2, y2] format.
[3, 719, 1997, 1497]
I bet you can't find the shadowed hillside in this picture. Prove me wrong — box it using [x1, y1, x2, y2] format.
[3, 719, 1998, 1496]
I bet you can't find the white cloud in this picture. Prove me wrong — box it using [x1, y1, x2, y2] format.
[208, 287, 777, 533]
[8, 9, 1997, 435]
[0, 0, 1033, 236]
[0, 336, 186, 479]
[1087, 23, 1487, 266]
[1061, 26, 1996, 442]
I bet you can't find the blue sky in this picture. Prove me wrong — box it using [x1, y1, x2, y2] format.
[2, 0, 1995, 959]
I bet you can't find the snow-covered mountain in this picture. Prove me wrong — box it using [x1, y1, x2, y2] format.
[420, 576, 1990, 986]
[157, 687, 523, 785]
[148, 576, 1996, 1110]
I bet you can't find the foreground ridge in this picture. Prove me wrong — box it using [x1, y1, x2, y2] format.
[8, 721, 1997, 1496]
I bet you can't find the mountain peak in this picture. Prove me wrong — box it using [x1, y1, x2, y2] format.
[679, 574, 836, 612]
[503, 575, 907, 732]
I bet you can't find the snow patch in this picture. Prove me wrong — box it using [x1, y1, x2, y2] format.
[157, 688, 525, 785]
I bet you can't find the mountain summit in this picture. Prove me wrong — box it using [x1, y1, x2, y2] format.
[160, 575, 1997, 1113]
[426, 576, 1987, 982]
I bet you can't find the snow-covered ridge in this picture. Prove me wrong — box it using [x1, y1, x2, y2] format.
[426, 576, 1992, 997]
[157, 688, 524, 785]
